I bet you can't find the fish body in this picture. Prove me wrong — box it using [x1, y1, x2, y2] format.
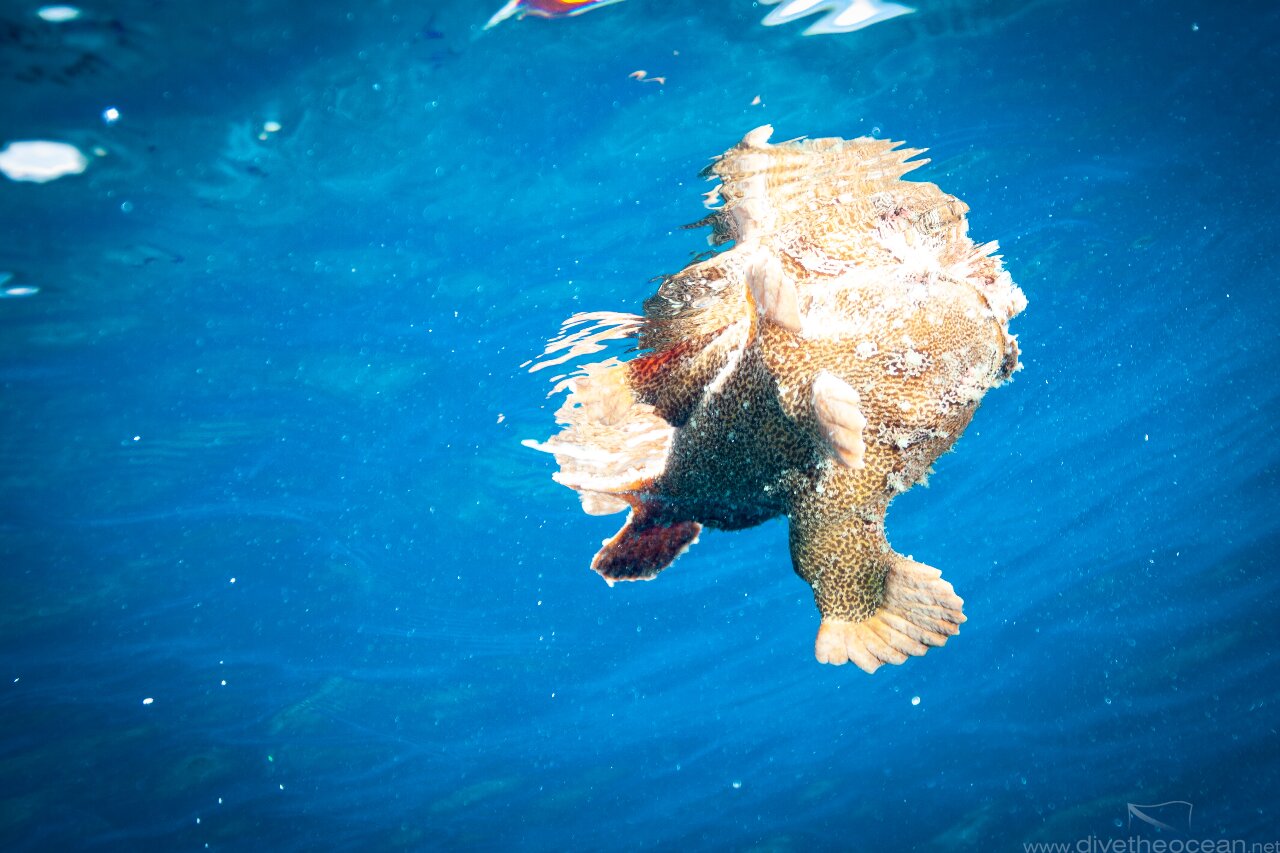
[526, 126, 1025, 670]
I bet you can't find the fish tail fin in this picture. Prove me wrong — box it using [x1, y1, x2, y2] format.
[814, 554, 965, 672]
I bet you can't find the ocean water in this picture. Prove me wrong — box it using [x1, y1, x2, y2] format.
[2, 0, 1277, 850]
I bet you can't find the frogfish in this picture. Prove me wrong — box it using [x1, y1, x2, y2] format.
[525, 126, 1026, 671]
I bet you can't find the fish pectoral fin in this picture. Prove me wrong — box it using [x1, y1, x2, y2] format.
[592, 508, 701, 585]
[811, 370, 868, 469]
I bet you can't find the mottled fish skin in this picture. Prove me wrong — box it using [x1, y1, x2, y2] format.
[526, 126, 1025, 671]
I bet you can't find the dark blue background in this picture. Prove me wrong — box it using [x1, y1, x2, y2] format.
[1, 0, 1277, 849]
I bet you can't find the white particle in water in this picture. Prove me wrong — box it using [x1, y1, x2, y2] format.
[142, 697, 154, 705]
[263, 120, 282, 133]
[732, 780, 742, 790]
[2, 286, 39, 298]
[102, 107, 121, 124]
[911, 695, 921, 706]
[229, 577, 236, 584]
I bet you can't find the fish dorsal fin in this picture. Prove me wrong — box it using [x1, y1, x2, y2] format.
[523, 311, 642, 376]
[698, 125, 930, 247]
[522, 357, 676, 503]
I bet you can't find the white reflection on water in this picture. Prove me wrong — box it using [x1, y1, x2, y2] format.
[761, 0, 914, 34]
[0, 139, 88, 183]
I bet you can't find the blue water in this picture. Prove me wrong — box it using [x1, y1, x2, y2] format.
[2, 0, 1277, 850]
